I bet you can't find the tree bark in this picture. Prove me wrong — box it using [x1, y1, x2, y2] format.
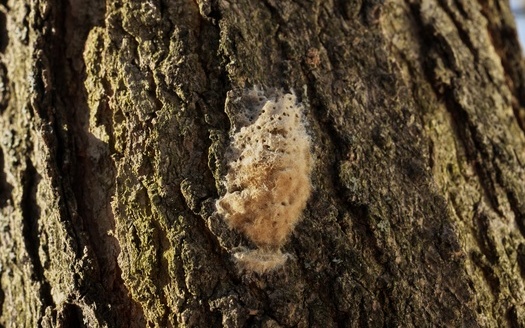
[1, 0, 525, 326]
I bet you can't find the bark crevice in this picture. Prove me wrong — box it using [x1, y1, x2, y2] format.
[20, 158, 55, 321]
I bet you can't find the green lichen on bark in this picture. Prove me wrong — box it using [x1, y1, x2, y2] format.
[383, 0, 525, 325]
[0, 0, 79, 326]
[82, 0, 227, 325]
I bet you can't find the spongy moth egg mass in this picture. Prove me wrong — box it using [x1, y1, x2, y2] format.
[217, 88, 313, 272]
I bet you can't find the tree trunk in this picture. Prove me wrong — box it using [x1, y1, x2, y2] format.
[1, 0, 525, 326]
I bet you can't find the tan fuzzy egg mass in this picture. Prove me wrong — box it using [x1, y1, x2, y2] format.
[217, 89, 313, 253]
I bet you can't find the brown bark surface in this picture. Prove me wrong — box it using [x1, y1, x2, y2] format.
[0, 0, 524, 327]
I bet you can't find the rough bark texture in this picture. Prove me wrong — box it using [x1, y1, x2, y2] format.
[0, 0, 524, 327]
